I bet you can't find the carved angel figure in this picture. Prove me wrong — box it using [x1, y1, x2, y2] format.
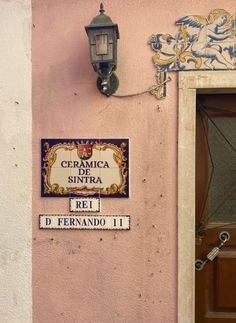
[176, 9, 236, 69]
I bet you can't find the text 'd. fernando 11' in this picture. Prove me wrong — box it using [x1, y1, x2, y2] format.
[39, 215, 130, 230]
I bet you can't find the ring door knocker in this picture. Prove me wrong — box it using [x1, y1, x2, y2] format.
[195, 231, 230, 271]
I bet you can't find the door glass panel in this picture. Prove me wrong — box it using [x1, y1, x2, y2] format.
[208, 117, 236, 223]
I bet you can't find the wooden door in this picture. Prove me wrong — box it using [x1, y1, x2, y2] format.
[195, 94, 236, 322]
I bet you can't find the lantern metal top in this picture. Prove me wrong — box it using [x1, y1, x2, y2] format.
[85, 3, 119, 39]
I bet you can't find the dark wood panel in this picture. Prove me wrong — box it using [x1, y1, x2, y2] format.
[206, 227, 236, 246]
[198, 94, 236, 116]
[206, 311, 236, 322]
[216, 254, 236, 309]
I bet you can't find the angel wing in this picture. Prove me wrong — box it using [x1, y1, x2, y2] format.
[176, 15, 208, 28]
[232, 15, 236, 27]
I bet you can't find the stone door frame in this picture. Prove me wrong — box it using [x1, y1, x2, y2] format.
[178, 70, 236, 323]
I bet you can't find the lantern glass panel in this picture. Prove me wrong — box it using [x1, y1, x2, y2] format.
[89, 28, 114, 63]
[95, 34, 108, 55]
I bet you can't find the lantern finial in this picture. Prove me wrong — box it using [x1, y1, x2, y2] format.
[99, 3, 105, 14]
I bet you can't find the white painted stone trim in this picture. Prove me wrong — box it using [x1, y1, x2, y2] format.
[0, 1, 32, 322]
[178, 71, 236, 323]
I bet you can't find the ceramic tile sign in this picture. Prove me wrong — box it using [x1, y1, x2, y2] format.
[41, 139, 129, 198]
[39, 215, 130, 230]
[70, 197, 100, 212]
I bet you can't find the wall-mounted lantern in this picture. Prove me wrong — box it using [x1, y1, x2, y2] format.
[85, 3, 119, 96]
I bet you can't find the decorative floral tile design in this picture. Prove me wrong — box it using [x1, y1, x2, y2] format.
[150, 9, 236, 72]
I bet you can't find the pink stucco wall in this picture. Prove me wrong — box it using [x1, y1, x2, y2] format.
[32, 0, 236, 322]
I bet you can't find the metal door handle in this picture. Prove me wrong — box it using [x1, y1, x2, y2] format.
[195, 231, 230, 271]
[219, 231, 230, 242]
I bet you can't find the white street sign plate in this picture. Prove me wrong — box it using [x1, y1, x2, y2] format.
[39, 215, 130, 230]
[69, 197, 100, 212]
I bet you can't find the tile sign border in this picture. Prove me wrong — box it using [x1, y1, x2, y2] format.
[41, 138, 129, 198]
